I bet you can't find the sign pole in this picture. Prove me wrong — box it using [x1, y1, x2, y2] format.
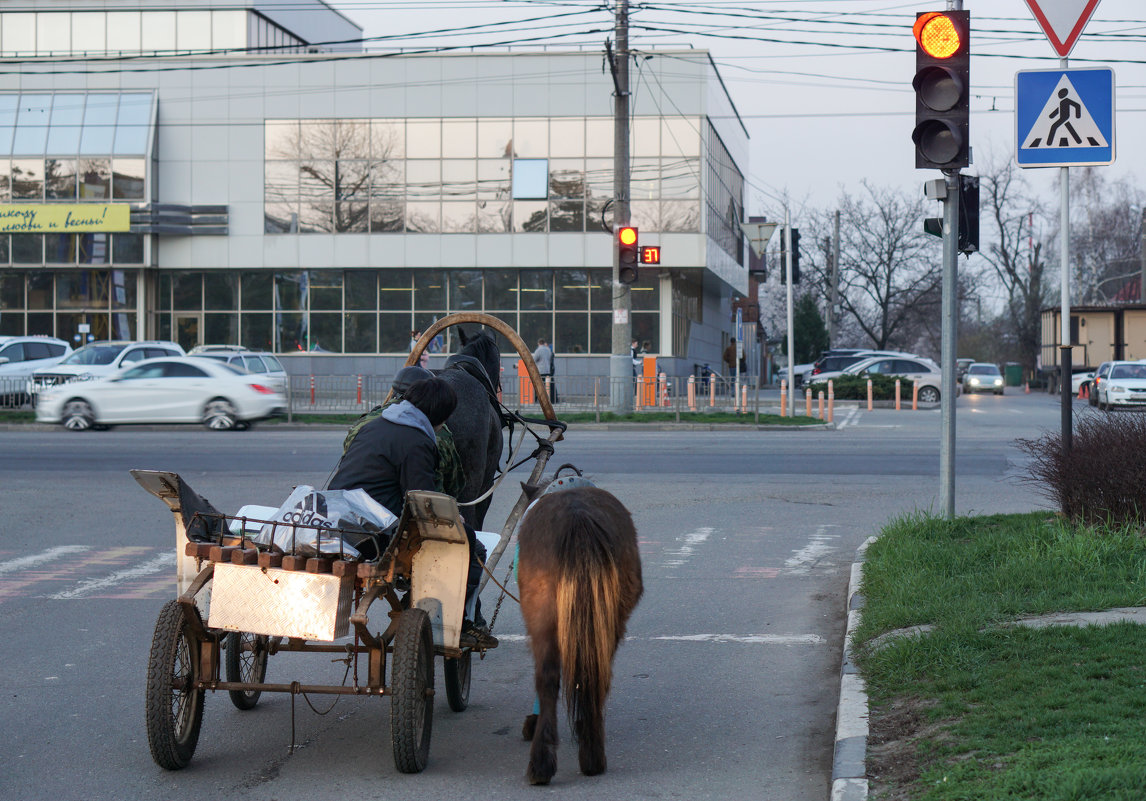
[939, 172, 959, 519]
[1059, 53, 1072, 456]
[784, 211, 794, 417]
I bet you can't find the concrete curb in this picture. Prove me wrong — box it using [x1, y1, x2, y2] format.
[831, 535, 877, 801]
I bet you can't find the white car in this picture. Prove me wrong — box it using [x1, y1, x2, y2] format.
[0, 335, 72, 402]
[962, 362, 1005, 395]
[806, 355, 943, 403]
[1094, 361, 1146, 411]
[36, 356, 286, 431]
[776, 361, 815, 387]
[193, 349, 288, 394]
[30, 340, 185, 397]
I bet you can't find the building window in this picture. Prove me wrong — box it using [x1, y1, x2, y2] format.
[512, 159, 548, 200]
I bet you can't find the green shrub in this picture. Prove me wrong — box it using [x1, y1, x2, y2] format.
[806, 373, 908, 400]
[1016, 411, 1146, 525]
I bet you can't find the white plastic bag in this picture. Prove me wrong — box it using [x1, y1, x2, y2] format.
[252, 485, 399, 559]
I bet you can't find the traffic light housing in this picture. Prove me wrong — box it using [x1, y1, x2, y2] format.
[780, 228, 801, 284]
[618, 226, 639, 284]
[912, 10, 970, 170]
[958, 174, 979, 254]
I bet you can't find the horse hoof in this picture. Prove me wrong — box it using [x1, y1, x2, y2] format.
[522, 714, 538, 741]
[527, 751, 557, 785]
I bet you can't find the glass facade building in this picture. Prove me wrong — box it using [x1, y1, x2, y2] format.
[0, 2, 748, 374]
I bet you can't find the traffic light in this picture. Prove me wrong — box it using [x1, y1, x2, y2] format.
[912, 10, 970, 170]
[780, 228, 801, 284]
[958, 174, 979, 254]
[618, 226, 639, 284]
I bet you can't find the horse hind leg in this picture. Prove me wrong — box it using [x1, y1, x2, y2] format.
[526, 638, 561, 785]
[575, 709, 607, 776]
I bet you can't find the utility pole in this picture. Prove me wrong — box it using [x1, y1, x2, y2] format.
[830, 210, 840, 347]
[609, 0, 633, 412]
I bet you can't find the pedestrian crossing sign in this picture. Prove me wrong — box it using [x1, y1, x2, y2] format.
[1016, 68, 1114, 167]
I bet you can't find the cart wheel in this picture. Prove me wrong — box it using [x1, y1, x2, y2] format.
[443, 651, 472, 712]
[145, 600, 205, 770]
[391, 607, 434, 773]
[225, 631, 268, 710]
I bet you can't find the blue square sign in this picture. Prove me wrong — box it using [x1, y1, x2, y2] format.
[1016, 68, 1114, 167]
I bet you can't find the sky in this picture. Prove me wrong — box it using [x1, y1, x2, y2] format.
[325, 0, 1145, 222]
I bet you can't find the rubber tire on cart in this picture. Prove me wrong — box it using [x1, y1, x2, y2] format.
[225, 631, 269, 710]
[443, 651, 472, 712]
[145, 600, 205, 770]
[391, 607, 434, 773]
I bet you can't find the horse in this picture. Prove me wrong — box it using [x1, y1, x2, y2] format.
[516, 479, 644, 785]
[439, 327, 504, 531]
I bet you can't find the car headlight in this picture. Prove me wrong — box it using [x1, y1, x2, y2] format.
[969, 377, 980, 386]
[994, 378, 1003, 386]
[1108, 384, 1125, 393]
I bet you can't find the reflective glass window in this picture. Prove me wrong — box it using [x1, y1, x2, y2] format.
[588, 269, 611, 310]
[10, 159, 43, 199]
[45, 234, 77, 265]
[114, 93, 153, 155]
[110, 269, 136, 309]
[176, 11, 212, 51]
[661, 200, 700, 232]
[265, 121, 299, 160]
[630, 276, 659, 310]
[204, 313, 238, 344]
[79, 158, 110, 200]
[548, 159, 584, 199]
[0, 274, 22, 308]
[335, 201, 368, 233]
[513, 119, 547, 158]
[631, 157, 659, 201]
[442, 119, 476, 159]
[173, 273, 202, 311]
[45, 159, 77, 200]
[370, 198, 404, 232]
[204, 272, 237, 311]
[405, 202, 440, 233]
[11, 234, 41, 264]
[309, 271, 343, 310]
[378, 269, 412, 311]
[414, 270, 446, 311]
[38, 14, 72, 54]
[513, 201, 546, 232]
[441, 202, 475, 233]
[344, 313, 377, 352]
[512, 159, 548, 200]
[12, 94, 51, 155]
[476, 159, 510, 199]
[275, 312, 305, 352]
[477, 118, 512, 158]
[661, 158, 700, 199]
[345, 271, 376, 310]
[1, 14, 35, 56]
[484, 270, 517, 311]
[556, 269, 591, 310]
[0, 234, 8, 265]
[663, 117, 700, 157]
[264, 201, 296, 233]
[406, 120, 440, 159]
[442, 160, 477, 200]
[585, 118, 613, 157]
[141, 12, 177, 53]
[555, 313, 588, 354]
[449, 270, 482, 312]
[476, 201, 510, 233]
[549, 118, 584, 158]
[0, 95, 19, 156]
[518, 313, 552, 351]
[264, 160, 297, 202]
[27, 273, 52, 309]
[632, 313, 659, 352]
[241, 313, 273, 350]
[371, 120, 404, 159]
[46, 95, 84, 154]
[405, 160, 440, 199]
[77, 231, 110, 264]
[630, 200, 659, 232]
[631, 117, 660, 157]
[112, 158, 145, 199]
[520, 270, 553, 311]
[309, 313, 342, 352]
[548, 200, 583, 232]
[379, 313, 411, 352]
[274, 273, 305, 312]
[79, 96, 117, 155]
[370, 160, 404, 200]
[241, 272, 272, 309]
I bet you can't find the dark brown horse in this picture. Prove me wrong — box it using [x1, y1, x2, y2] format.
[517, 483, 643, 785]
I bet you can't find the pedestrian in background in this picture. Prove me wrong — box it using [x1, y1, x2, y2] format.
[409, 330, 429, 368]
[533, 337, 556, 403]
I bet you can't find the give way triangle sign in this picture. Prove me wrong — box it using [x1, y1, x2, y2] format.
[1024, 0, 1102, 57]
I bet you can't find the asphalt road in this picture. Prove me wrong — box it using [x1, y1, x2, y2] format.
[0, 391, 1069, 801]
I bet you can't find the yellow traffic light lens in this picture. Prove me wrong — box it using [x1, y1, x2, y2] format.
[914, 12, 961, 59]
[619, 227, 637, 245]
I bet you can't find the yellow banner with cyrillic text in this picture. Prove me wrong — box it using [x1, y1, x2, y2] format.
[0, 204, 131, 233]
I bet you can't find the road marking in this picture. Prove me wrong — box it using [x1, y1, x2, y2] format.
[784, 526, 837, 575]
[0, 546, 91, 575]
[664, 527, 712, 567]
[734, 566, 781, 578]
[0, 546, 152, 601]
[48, 552, 175, 600]
[837, 408, 860, 428]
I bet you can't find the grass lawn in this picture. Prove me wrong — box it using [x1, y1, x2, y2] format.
[856, 513, 1146, 800]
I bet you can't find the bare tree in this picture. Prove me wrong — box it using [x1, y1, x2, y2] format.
[1065, 169, 1145, 304]
[977, 155, 1052, 380]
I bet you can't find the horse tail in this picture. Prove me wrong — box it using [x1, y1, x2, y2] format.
[554, 513, 624, 740]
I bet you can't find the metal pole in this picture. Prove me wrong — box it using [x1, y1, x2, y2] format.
[784, 210, 795, 417]
[1059, 55, 1072, 456]
[939, 172, 959, 519]
[610, 0, 633, 412]
[830, 209, 840, 347]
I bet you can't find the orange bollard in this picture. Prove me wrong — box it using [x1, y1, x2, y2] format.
[805, 388, 812, 417]
[818, 390, 825, 420]
[517, 360, 533, 404]
[593, 377, 599, 408]
[659, 372, 669, 407]
[356, 374, 362, 404]
[687, 375, 696, 410]
[912, 380, 919, 411]
[710, 376, 716, 407]
[895, 379, 901, 411]
[741, 384, 748, 413]
[1024, 381, 1030, 394]
[309, 374, 315, 405]
[780, 380, 787, 417]
[828, 380, 834, 423]
[867, 379, 873, 411]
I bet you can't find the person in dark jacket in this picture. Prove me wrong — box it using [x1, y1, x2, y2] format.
[328, 376, 497, 649]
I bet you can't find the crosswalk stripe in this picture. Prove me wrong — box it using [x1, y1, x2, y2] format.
[0, 546, 91, 575]
[48, 552, 175, 600]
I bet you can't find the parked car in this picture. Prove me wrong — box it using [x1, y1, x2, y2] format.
[776, 361, 815, 388]
[1071, 370, 1095, 395]
[956, 358, 975, 381]
[30, 340, 185, 398]
[962, 363, 1005, 395]
[814, 355, 943, 403]
[1093, 360, 1146, 411]
[193, 349, 288, 394]
[0, 335, 72, 402]
[35, 356, 285, 431]
[1089, 361, 1113, 407]
[805, 351, 918, 386]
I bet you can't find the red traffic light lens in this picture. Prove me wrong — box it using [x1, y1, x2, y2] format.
[914, 12, 961, 59]
[618, 226, 638, 246]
